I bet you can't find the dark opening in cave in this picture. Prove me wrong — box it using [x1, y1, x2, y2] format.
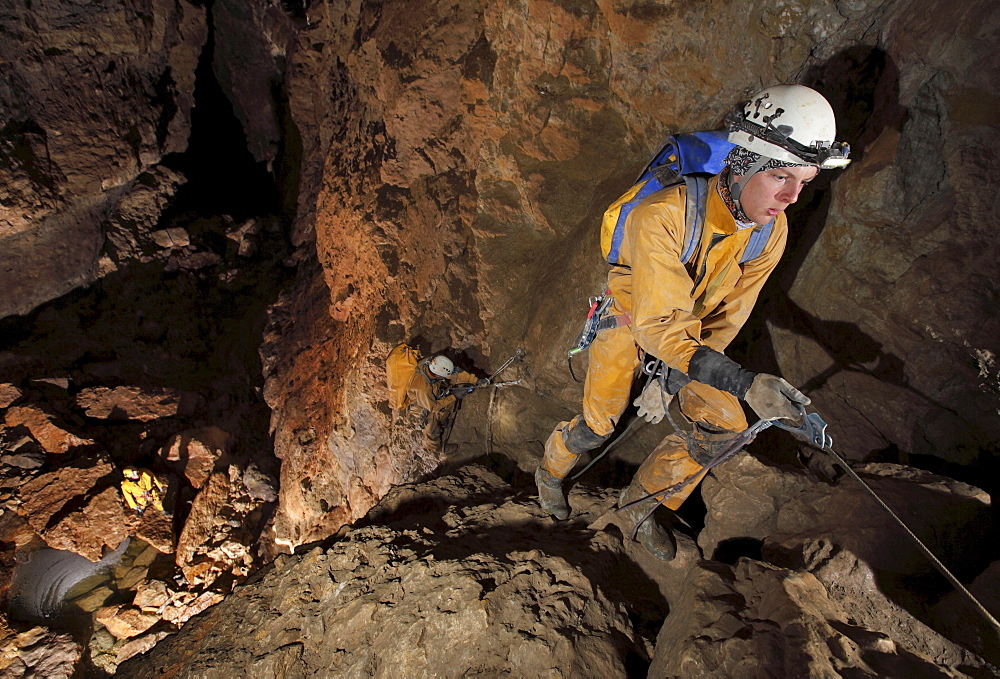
[160, 3, 282, 222]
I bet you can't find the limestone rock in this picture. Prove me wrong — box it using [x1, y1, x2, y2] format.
[119, 463, 998, 676]
[74, 385, 201, 422]
[134, 509, 176, 556]
[0, 385, 23, 409]
[174, 464, 264, 585]
[931, 560, 1000, 666]
[120, 466, 652, 677]
[699, 453, 991, 576]
[158, 426, 232, 489]
[101, 166, 188, 270]
[0, 623, 81, 679]
[39, 486, 133, 562]
[114, 630, 174, 666]
[0, 426, 45, 471]
[241, 463, 277, 503]
[700, 452, 994, 668]
[95, 605, 161, 641]
[0, 0, 208, 319]
[159, 590, 224, 626]
[17, 456, 121, 560]
[649, 558, 960, 677]
[4, 404, 95, 454]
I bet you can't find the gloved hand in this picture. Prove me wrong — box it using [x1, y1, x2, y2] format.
[454, 386, 474, 399]
[136, 506, 145, 517]
[744, 373, 810, 423]
[633, 380, 672, 424]
[477, 378, 489, 387]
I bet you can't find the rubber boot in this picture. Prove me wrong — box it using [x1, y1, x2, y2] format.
[618, 481, 677, 561]
[535, 467, 570, 520]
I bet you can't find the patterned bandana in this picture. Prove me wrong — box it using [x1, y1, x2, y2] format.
[724, 145, 802, 176]
[717, 167, 752, 225]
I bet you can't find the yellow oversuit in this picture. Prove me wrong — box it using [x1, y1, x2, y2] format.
[121, 469, 165, 513]
[404, 364, 479, 446]
[542, 174, 788, 508]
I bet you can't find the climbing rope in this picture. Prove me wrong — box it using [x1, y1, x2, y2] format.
[618, 405, 1000, 632]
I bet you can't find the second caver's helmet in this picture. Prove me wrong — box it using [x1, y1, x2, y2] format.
[428, 355, 456, 377]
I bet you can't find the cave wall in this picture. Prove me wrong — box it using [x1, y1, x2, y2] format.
[251, 0, 999, 550]
[1, 0, 996, 553]
[0, 0, 207, 317]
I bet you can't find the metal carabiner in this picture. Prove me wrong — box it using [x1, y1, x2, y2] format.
[772, 404, 833, 451]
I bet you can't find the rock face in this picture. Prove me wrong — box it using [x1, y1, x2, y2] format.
[0, 0, 207, 318]
[119, 464, 996, 677]
[2, 0, 999, 675]
[243, 0, 1000, 551]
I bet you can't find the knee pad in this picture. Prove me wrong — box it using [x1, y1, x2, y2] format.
[562, 416, 611, 454]
[687, 423, 738, 466]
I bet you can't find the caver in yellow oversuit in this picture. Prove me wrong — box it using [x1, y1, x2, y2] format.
[536, 85, 851, 560]
[121, 466, 165, 516]
[388, 347, 485, 448]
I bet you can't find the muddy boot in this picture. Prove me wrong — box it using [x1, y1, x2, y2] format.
[535, 467, 570, 520]
[618, 482, 676, 561]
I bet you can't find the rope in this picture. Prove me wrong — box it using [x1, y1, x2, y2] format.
[821, 445, 1000, 632]
[571, 368, 659, 480]
[616, 424, 761, 541]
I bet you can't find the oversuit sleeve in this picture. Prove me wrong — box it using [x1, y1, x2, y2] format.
[627, 189, 707, 373]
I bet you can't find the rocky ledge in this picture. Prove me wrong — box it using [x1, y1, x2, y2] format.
[119, 462, 997, 677]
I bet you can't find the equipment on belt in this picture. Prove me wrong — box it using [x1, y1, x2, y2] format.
[567, 292, 626, 382]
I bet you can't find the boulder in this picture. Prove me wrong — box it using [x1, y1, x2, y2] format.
[4, 404, 94, 454]
[699, 453, 991, 576]
[39, 486, 133, 561]
[700, 452, 995, 667]
[95, 605, 161, 641]
[18, 456, 119, 560]
[74, 386, 201, 422]
[0, 622, 81, 679]
[158, 426, 232, 489]
[650, 558, 967, 677]
[0, 384, 23, 409]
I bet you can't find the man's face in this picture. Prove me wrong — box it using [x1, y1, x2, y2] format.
[737, 165, 819, 224]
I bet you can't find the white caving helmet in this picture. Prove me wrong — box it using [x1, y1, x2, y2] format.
[725, 84, 851, 170]
[723, 84, 851, 202]
[428, 355, 456, 377]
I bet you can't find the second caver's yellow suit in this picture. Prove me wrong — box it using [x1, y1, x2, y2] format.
[541, 174, 788, 509]
[121, 468, 165, 514]
[387, 345, 480, 447]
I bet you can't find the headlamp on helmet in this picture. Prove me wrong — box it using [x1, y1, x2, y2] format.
[725, 85, 851, 170]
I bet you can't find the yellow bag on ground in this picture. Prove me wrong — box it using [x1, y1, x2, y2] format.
[387, 343, 419, 410]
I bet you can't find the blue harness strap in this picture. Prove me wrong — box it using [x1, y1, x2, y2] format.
[740, 219, 774, 263]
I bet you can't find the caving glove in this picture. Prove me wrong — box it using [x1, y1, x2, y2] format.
[744, 373, 810, 424]
[633, 380, 672, 424]
[476, 378, 489, 387]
